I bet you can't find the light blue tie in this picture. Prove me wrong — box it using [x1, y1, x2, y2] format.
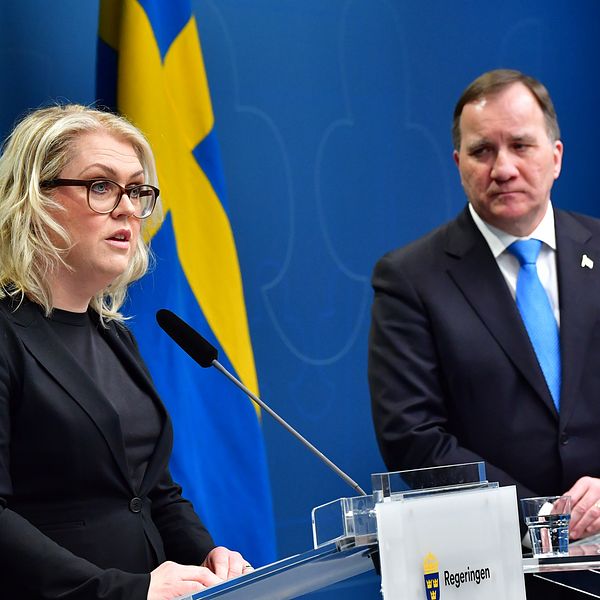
[507, 239, 561, 410]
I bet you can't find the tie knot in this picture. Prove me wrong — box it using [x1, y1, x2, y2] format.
[508, 239, 542, 266]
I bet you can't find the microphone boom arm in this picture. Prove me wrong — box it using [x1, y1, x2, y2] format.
[211, 359, 367, 497]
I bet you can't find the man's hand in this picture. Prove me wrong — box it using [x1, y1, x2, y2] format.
[148, 560, 223, 600]
[201, 546, 254, 580]
[563, 476, 600, 539]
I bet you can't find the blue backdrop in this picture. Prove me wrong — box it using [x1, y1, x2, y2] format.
[3, 1, 600, 597]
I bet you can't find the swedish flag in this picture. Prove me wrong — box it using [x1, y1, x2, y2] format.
[96, 0, 276, 566]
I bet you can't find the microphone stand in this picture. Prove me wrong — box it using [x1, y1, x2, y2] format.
[211, 359, 367, 497]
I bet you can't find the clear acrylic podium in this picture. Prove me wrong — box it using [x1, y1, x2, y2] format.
[184, 463, 600, 599]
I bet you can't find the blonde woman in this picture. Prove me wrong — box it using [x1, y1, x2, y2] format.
[0, 105, 251, 600]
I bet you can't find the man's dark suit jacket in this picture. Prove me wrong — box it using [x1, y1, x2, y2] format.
[0, 297, 215, 600]
[369, 206, 600, 502]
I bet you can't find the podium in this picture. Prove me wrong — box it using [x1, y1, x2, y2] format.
[185, 463, 600, 599]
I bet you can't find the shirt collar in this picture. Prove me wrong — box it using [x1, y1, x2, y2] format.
[468, 201, 556, 258]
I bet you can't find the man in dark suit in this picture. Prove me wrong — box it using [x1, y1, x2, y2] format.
[369, 69, 600, 598]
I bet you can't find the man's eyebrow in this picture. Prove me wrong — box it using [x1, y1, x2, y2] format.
[465, 138, 491, 152]
[509, 133, 536, 143]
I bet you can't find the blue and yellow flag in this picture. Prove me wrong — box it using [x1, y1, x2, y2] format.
[96, 0, 276, 566]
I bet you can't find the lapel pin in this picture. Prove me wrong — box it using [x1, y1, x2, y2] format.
[581, 254, 594, 269]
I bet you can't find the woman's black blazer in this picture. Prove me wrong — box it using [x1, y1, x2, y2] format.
[0, 297, 215, 599]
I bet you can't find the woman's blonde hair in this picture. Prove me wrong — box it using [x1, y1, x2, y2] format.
[0, 104, 162, 321]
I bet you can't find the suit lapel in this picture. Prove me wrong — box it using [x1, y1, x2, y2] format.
[8, 301, 134, 488]
[445, 208, 557, 416]
[554, 210, 598, 425]
[98, 320, 171, 493]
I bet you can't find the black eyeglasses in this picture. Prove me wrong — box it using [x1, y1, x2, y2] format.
[41, 178, 159, 219]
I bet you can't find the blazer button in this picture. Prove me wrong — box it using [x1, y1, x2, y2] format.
[560, 434, 569, 446]
[129, 497, 143, 513]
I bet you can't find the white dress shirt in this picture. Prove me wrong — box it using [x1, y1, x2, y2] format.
[468, 202, 560, 326]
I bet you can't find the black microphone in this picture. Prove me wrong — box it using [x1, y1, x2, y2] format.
[156, 309, 367, 497]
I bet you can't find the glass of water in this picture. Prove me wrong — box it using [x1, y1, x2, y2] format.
[520, 495, 571, 558]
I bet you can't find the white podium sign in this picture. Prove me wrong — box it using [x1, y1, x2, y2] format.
[376, 485, 526, 600]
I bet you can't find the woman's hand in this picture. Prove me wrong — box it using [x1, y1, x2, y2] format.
[201, 546, 254, 580]
[147, 547, 254, 599]
[148, 560, 223, 600]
